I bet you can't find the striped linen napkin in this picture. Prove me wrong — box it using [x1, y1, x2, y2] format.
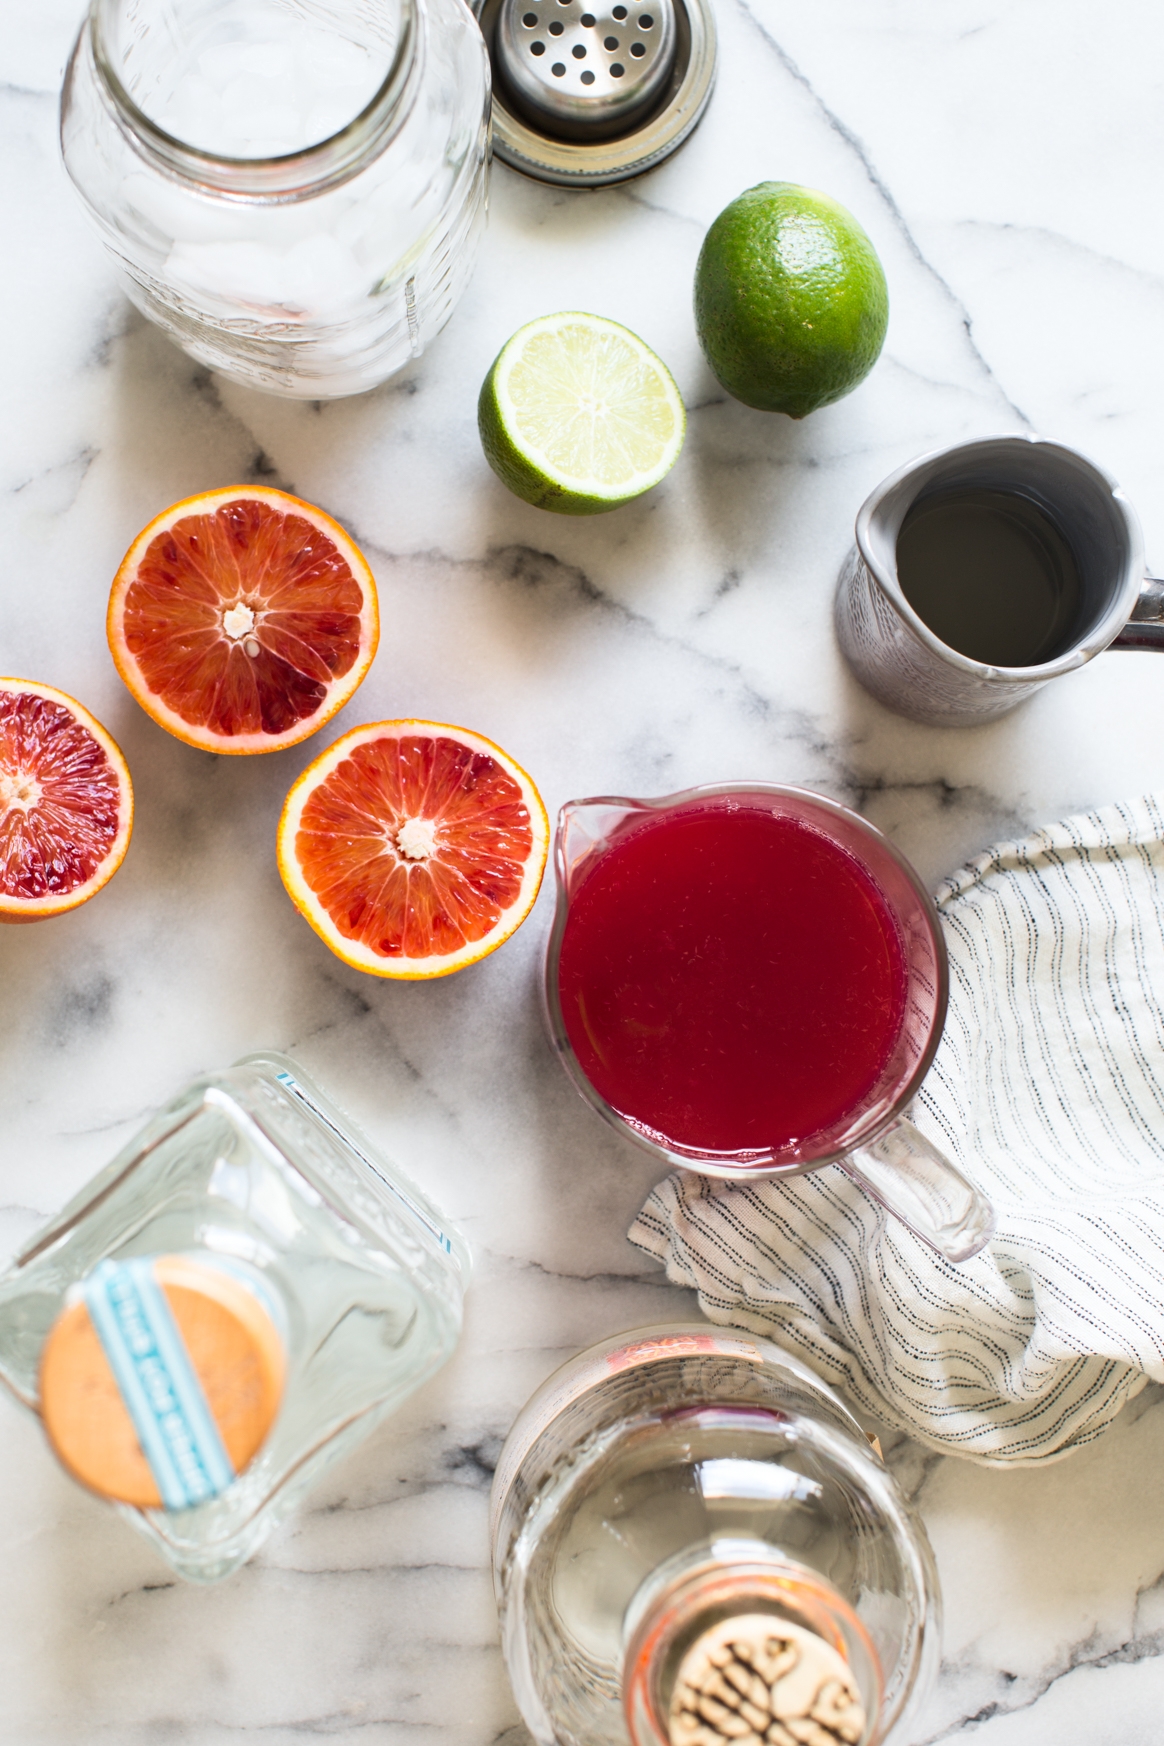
[629, 795, 1164, 1465]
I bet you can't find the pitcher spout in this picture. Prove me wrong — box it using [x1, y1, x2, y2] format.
[555, 796, 644, 897]
[854, 453, 928, 591]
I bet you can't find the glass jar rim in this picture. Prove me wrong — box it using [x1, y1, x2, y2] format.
[87, 0, 421, 201]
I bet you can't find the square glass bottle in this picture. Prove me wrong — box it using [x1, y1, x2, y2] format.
[0, 1052, 468, 1582]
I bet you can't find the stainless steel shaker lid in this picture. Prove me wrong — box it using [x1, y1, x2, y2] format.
[495, 0, 677, 141]
[479, 0, 715, 185]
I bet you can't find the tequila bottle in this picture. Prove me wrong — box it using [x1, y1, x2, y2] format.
[0, 1053, 467, 1581]
[491, 1326, 938, 1746]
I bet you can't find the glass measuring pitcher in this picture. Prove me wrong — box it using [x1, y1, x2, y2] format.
[544, 783, 994, 1262]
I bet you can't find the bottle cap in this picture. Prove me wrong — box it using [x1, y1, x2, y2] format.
[39, 1254, 285, 1511]
[669, 1615, 866, 1746]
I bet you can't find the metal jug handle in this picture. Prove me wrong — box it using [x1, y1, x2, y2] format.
[1111, 574, 1164, 651]
[841, 1116, 996, 1264]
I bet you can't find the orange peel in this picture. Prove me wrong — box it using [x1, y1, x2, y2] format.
[0, 678, 133, 922]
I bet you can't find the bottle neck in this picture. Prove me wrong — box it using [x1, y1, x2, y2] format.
[622, 1550, 882, 1746]
[85, 0, 421, 200]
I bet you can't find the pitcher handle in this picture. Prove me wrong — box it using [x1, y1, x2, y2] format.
[841, 1115, 995, 1263]
[1111, 574, 1164, 651]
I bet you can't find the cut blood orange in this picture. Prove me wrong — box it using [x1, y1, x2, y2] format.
[0, 680, 133, 922]
[108, 486, 379, 754]
[277, 721, 549, 978]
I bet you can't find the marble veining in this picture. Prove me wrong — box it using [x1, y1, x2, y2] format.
[3, 0, 1164, 1740]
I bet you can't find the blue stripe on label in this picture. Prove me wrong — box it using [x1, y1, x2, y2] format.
[83, 1259, 235, 1512]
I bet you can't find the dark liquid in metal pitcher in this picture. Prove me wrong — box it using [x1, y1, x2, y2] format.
[896, 487, 1084, 666]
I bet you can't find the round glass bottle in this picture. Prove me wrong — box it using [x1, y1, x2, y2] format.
[60, 0, 492, 398]
[491, 1325, 939, 1746]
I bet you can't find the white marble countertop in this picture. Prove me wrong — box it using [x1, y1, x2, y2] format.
[5, 1, 1164, 1741]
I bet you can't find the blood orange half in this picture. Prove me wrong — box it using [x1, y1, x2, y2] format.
[277, 721, 549, 978]
[108, 486, 379, 754]
[0, 680, 133, 922]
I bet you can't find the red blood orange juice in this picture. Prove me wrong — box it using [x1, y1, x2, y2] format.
[554, 792, 915, 1159]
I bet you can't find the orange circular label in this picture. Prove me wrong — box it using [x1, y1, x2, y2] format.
[39, 1254, 285, 1510]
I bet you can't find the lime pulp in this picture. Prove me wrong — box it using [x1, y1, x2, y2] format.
[478, 312, 687, 516]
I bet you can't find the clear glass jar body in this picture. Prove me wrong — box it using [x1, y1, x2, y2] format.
[60, 0, 492, 398]
[491, 1325, 939, 1746]
[0, 1052, 468, 1581]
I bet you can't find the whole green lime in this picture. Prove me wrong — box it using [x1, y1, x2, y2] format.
[694, 182, 889, 418]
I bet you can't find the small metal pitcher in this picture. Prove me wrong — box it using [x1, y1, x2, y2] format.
[835, 434, 1164, 727]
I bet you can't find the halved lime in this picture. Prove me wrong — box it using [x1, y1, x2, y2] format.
[478, 312, 686, 516]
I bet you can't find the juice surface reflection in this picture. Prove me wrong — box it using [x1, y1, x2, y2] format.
[556, 801, 907, 1154]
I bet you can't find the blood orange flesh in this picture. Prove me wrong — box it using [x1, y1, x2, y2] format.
[0, 680, 133, 920]
[278, 722, 549, 978]
[108, 487, 379, 754]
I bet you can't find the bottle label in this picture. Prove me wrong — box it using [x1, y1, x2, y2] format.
[273, 1068, 455, 1257]
[83, 1258, 235, 1511]
[605, 1333, 720, 1372]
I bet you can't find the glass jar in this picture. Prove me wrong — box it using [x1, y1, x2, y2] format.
[491, 1325, 939, 1746]
[0, 1052, 468, 1581]
[60, 0, 492, 398]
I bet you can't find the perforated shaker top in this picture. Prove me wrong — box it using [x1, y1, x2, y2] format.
[495, 0, 677, 140]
